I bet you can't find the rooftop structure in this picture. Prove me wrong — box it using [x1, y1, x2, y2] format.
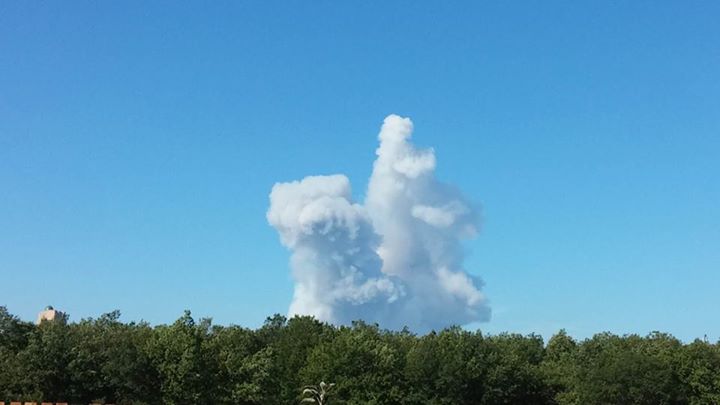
[36, 305, 65, 325]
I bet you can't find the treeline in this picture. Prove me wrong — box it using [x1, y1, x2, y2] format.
[1, 307, 719, 404]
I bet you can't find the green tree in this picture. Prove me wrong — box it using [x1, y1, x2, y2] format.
[677, 339, 720, 404]
[261, 315, 335, 404]
[16, 315, 74, 402]
[481, 333, 550, 404]
[0, 306, 35, 400]
[146, 310, 220, 404]
[404, 327, 488, 404]
[211, 324, 273, 404]
[0, 306, 33, 351]
[3, 306, 720, 405]
[67, 311, 159, 404]
[572, 332, 685, 405]
[541, 329, 579, 404]
[300, 321, 405, 404]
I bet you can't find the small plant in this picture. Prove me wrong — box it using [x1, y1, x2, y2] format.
[301, 381, 335, 404]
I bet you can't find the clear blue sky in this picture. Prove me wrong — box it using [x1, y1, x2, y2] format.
[1, 1, 718, 341]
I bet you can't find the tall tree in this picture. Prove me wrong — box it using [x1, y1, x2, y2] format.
[146, 311, 220, 404]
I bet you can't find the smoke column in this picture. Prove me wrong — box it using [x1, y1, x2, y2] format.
[267, 115, 490, 332]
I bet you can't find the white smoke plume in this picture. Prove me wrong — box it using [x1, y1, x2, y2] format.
[267, 115, 490, 332]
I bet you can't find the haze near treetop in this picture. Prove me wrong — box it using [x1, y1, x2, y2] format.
[267, 115, 490, 332]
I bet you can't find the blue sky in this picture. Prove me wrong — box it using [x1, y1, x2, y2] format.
[1, 1, 718, 341]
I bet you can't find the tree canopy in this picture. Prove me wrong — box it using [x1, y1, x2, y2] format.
[1, 306, 718, 404]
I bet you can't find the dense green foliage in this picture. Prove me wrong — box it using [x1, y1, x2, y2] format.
[1, 306, 719, 404]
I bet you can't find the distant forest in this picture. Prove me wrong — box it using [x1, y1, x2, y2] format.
[1, 306, 719, 404]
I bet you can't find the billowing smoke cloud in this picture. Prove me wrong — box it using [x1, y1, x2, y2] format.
[267, 115, 490, 332]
